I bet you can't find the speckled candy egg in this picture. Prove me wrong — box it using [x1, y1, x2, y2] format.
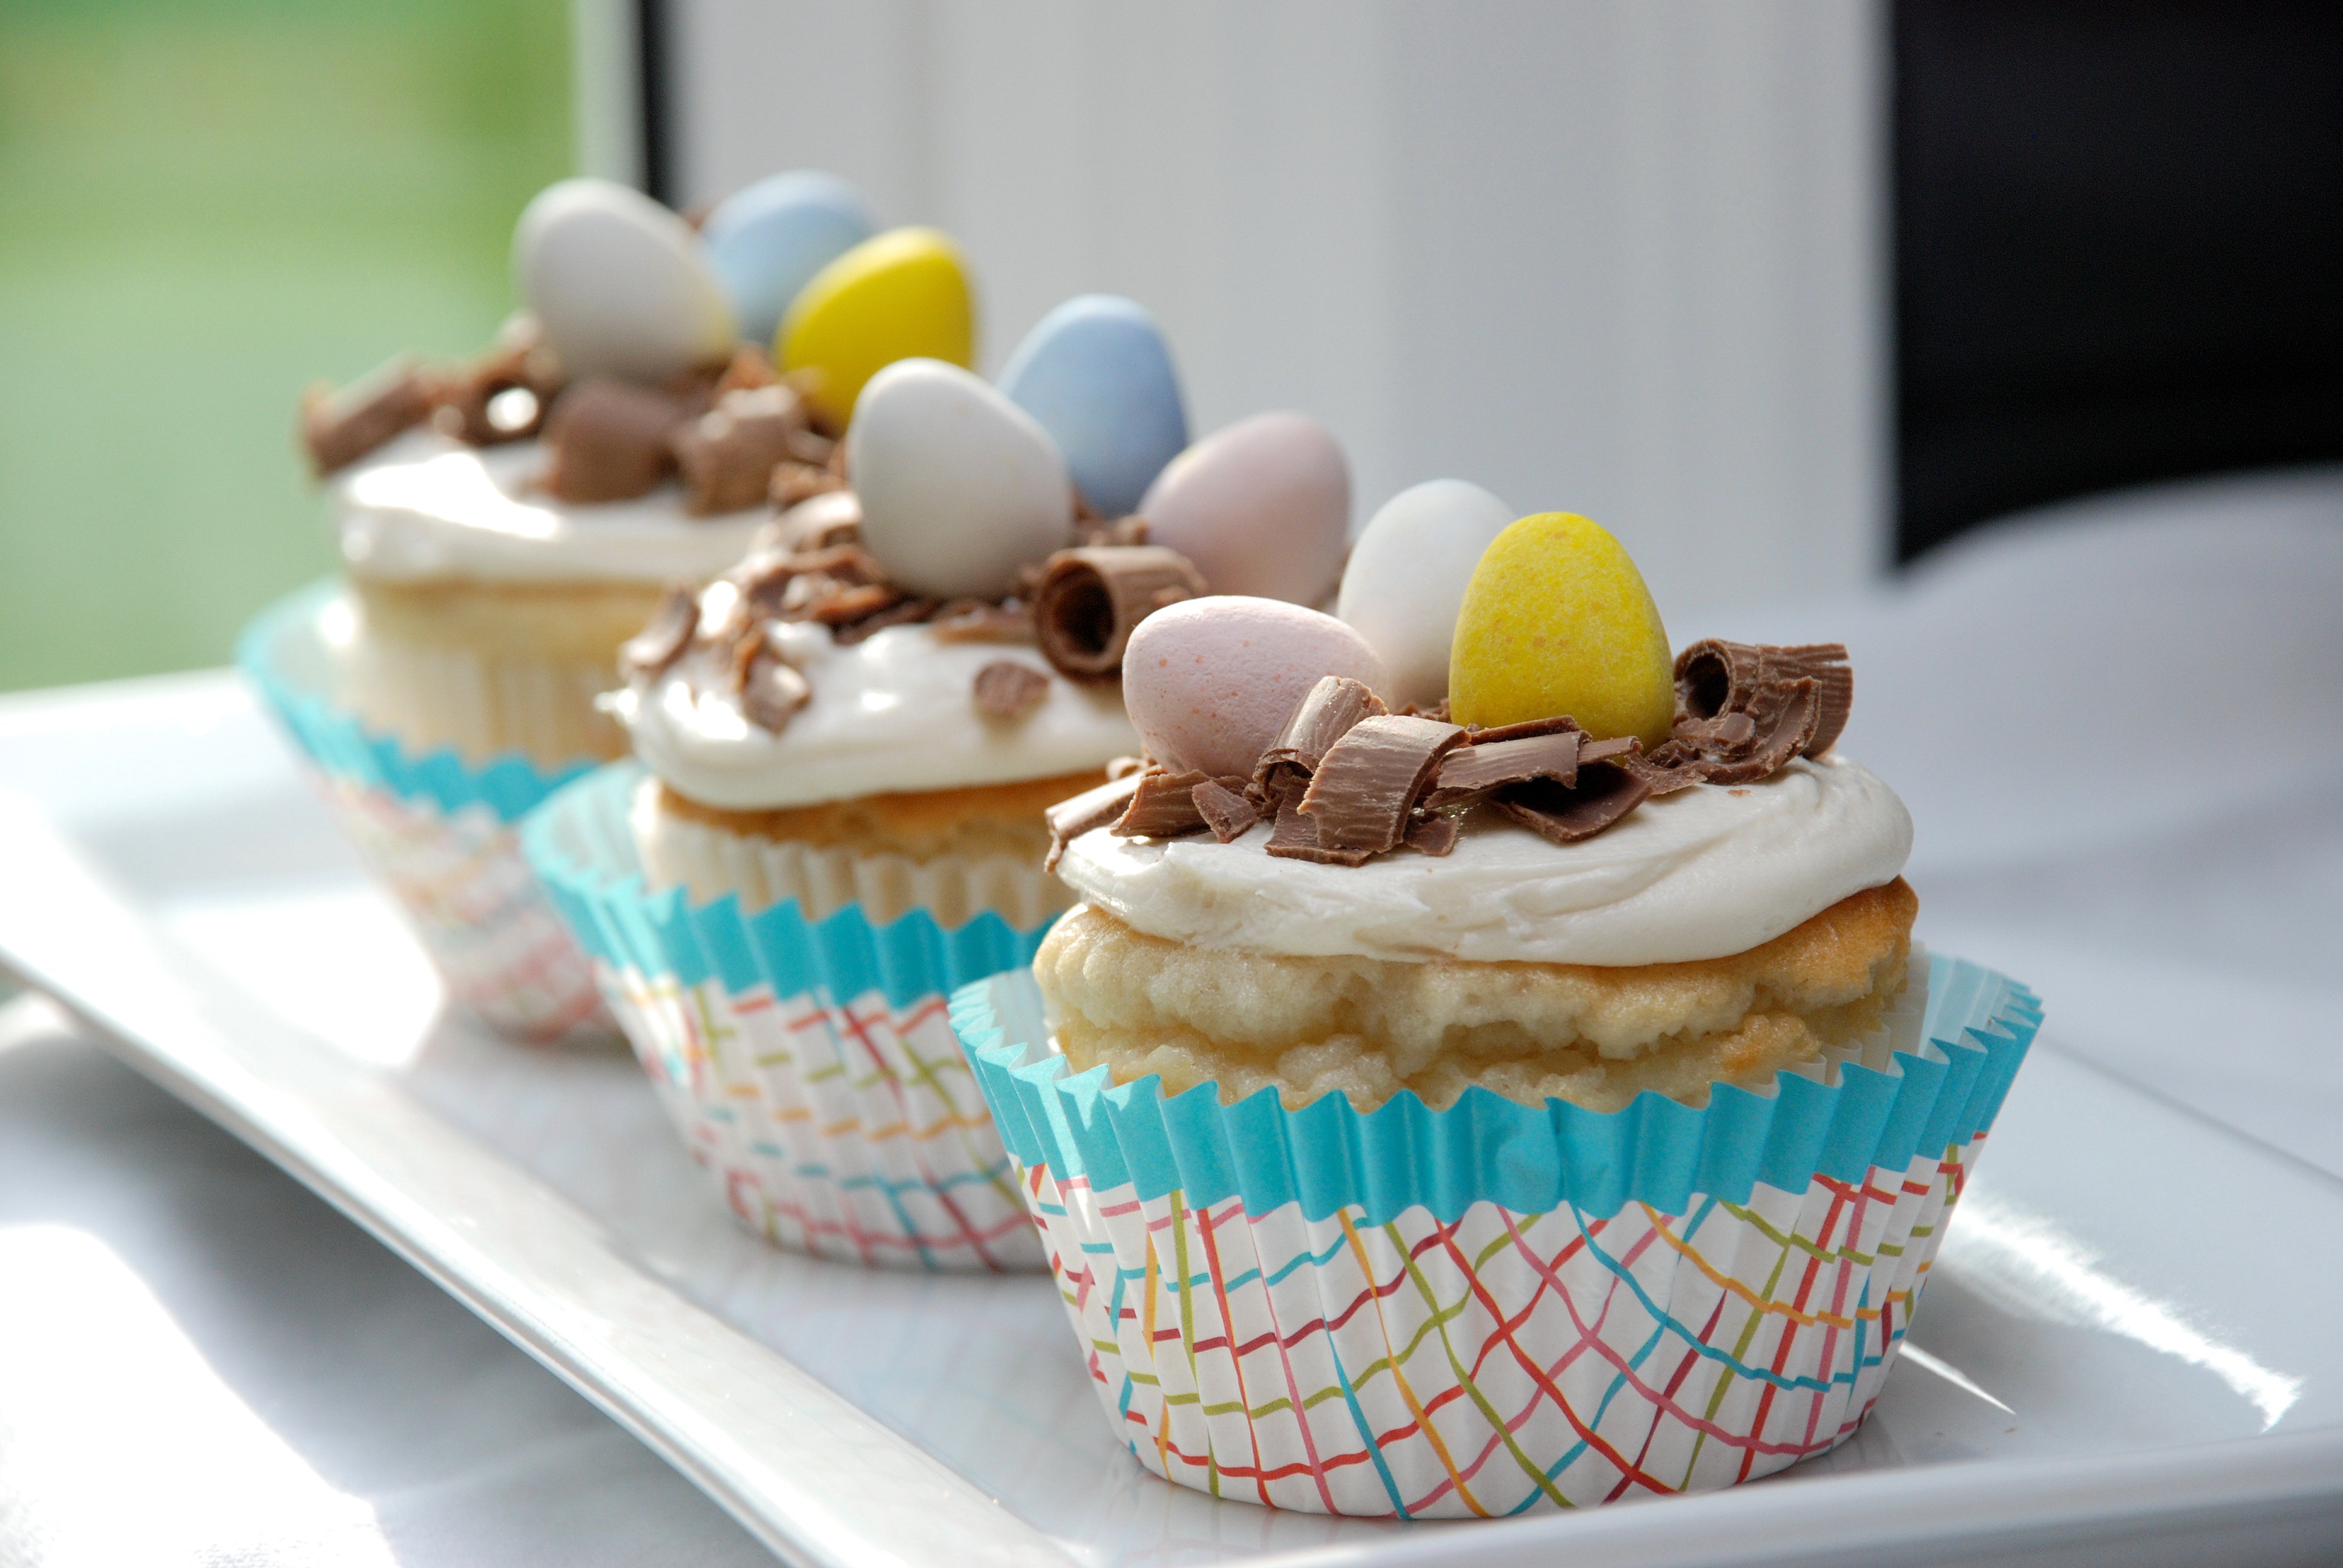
[847, 358, 1071, 599]
[1138, 412, 1348, 605]
[1448, 512, 1675, 746]
[1336, 479, 1516, 710]
[779, 227, 974, 428]
[998, 295, 1188, 518]
[701, 171, 875, 347]
[513, 178, 735, 383]
[1123, 596, 1388, 779]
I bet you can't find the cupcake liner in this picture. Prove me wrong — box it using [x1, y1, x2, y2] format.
[237, 581, 609, 1042]
[951, 951, 2040, 1517]
[522, 761, 1053, 1272]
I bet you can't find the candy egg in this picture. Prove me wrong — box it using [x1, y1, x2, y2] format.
[701, 171, 875, 347]
[1336, 479, 1516, 710]
[1447, 512, 1674, 746]
[997, 295, 1188, 518]
[847, 358, 1071, 599]
[1123, 596, 1388, 779]
[513, 178, 735, 383]
[1138, 411, 1348, 605]
[779, 227, 974, 428]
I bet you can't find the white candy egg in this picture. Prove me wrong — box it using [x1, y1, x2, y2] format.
[514, 178, 735, 383]
[847, 359, 1073, 599]
[1336, 479, 1515, 708]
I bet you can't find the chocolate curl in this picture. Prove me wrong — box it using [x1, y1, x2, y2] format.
[1264, 794, 1373, 866]
[754, 489, 862, 556]
[713, 344, 778, 395]
[1112, 768, 1213, 839]
[930, 601, 1034, 644]
[1191, 778, 1260, 843]
[739, 648, 812, 734]
[1045, 773, 1144, 872]
[1293, 715, 1466, 858]
[1249, 676, 1387, 809]
[1405, 814, 1461, 856]
[1492, 742, 1653, 845]
[971, 659, 1050, 722]
[770, 457, 847, 509]
[1106, 756, 1145, 780]
[1693, 679, 1818, 785]
[618, 585, 698, 684]
[431, 319, 565, 446]
[1676, 639, 1852, 759]
[1031, 546, 1208, 682]
[834, 596, 941, 645]
[299, 356, 437, 475]
[1425, 728, 1582, 809]
[541, 378, 685, 502]
[672, 385, 807, 515]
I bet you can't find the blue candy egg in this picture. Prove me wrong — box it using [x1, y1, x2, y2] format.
[701, 171, 876, 347]
[998, 295, 1188, 518]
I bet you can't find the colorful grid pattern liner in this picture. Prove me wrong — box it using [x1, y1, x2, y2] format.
[952, 956, 2040, 1515]
[523, 763, 1050, 1272]
[238, 583, 605, 1041]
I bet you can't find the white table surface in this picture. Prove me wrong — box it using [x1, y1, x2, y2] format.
[4, 466, 2339, 1566]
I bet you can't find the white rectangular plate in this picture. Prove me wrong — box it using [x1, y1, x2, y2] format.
[5, 670, 2342, 1568]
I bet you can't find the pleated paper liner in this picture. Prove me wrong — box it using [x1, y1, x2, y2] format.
[522, 761, 1056, 1272]
[952, 952, 2041, 1517]
[238, 581, 608, 1042]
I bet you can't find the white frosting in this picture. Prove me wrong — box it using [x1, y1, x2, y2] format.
[332, 430, 765, 584]
[617, 617, 1139, 810]
[1054, 754, 1912, 966]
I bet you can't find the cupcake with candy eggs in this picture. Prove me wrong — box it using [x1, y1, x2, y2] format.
[242, 172, 893, 1040]
[955, 501, 2040, 1514]
[525, 298, 1369, 1269]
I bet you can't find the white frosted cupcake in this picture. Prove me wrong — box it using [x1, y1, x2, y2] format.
[955, 508, 2039, 1514]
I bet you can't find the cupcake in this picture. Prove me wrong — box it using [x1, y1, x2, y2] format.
[242, 173, 883, 1039]
[955, 505, 2040, 1514]
[525, 301, 1369, 1268]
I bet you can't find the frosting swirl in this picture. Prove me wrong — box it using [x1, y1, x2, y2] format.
[617, 617, 1139, 810]
[332, 430, 765, 584]
[1052, 753, 1912, 965]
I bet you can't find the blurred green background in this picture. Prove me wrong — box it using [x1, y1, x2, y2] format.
[0, 0, 572, 692]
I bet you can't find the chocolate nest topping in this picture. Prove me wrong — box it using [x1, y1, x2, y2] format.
[1076, 641, 1858, 869]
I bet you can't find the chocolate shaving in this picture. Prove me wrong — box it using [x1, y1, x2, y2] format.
[755, 490, 862, 555]
[834, 596, 941, 644]
[807, 581, 900, 626]
[1293, 716, 1466, 857]
[1674, 639, 1852, 759]
[1112, 768, 1213, 839]
[930, 600, 1033, 643]
[1692, 678, 1818, 785]
[1426, 729, 1581, 809]
[298, 357, 438, 475]
[1106, 755, 1145, 780]
[541, 378, 684, 502]
[1044, 773, 1144, 872]
[1250, 676, 1387, 808]
[1493, 753, 1653, 845]
[1464, 714, 1583, 746]
[1405, 814, 1461, 856]
[1264, 794, 1374, 866]
[739, 650, 812, 734]
[713, 344, 778, 395]
[618, 585, 698, 684]
[971, 660, 1050, 722]
[672, 384, 806, 515]
[1030, 546, 1208, 682]
[1191, 778, 1261, 843]
[1072, 514, 1152, 549]
[770, 459, 847, 509]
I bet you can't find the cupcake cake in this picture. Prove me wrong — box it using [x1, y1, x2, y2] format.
[524, 296, 1372, 1267]
[955, 503, 2039, 1514]
[241, 172, 891, 1038]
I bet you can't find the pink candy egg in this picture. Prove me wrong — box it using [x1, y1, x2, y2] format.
[1123, 596, 1388, 779]
[1138, 411, 1349, 605]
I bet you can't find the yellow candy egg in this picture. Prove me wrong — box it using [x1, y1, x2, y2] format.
[778, 226, 975, 426]
[1447, 512, 1675, 746]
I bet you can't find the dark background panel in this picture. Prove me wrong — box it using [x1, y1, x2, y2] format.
[1895, 0, 2343, 559]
